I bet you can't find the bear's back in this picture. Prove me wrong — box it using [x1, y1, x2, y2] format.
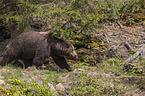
[17, 31, 45, 45]
[9, 31, 47, 59]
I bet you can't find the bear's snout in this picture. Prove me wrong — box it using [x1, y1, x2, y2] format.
[70, 50, 78, 60]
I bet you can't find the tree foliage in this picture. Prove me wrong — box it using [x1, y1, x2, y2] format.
[0, 0, 144, 39]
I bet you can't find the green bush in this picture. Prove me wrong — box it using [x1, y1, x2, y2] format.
[1, 0, 143, 40]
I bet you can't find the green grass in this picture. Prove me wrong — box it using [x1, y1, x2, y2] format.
[0, 60, 144, 95]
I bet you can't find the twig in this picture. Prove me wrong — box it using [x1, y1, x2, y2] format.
[52, 0, 56, 3]
[116, 21, 130, 33]
[124, 45, 145, 64]
[124, 41, 134, 52]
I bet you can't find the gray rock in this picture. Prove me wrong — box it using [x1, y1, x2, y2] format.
[48, 83, 57, 95]
[0, 76, 4, 79]
[0, 80, 5, 85]
[73, 68, 85, 73]
[56, 83, 65, 91]
[48, 83, 56, 92]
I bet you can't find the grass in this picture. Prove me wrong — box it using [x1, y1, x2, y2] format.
[0, 59, 144, 95]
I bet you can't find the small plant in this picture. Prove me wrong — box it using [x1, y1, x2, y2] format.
[0, 78, 54, 96]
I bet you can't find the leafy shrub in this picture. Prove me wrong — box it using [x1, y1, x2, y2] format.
[1, 0, 143, 40]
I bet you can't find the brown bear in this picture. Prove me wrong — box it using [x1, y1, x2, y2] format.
[0, 31, 77, 71]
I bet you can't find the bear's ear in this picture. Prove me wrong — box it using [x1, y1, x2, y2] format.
[46, 31, 53, 38]
[66, 40, 73, 44]
[38, 31, 53, 38]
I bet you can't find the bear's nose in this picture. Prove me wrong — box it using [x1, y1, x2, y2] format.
[67, 67, 72, 72]
[72, 51, 77, 56]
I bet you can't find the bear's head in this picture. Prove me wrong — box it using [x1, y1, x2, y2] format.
[55, 41, 77, 59]
[51, 39, 77, 60]
[45, 32, 78, 60]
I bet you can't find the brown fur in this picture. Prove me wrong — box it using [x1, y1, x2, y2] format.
[0, 31, 77, 71]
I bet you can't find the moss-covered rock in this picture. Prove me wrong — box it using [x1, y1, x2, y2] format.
[73, 34, 101, 49]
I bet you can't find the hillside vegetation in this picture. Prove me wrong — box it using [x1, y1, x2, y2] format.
[0, 0, 145, 95]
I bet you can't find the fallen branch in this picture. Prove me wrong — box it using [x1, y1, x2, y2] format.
[124, 45, 145, 64]
[124, 41, 135, 52]
[116, 21, 130, 33]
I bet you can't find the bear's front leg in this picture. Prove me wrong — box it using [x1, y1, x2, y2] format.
[51, 53, 72, 71]
[23, 59, 33, 68]
[33, 55, 45, 70]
